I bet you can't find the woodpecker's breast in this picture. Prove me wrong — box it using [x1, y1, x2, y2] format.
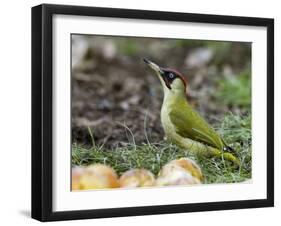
[160, 102, 180, 142]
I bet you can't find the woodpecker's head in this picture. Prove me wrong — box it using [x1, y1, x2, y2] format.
[143, 58, 187, 97]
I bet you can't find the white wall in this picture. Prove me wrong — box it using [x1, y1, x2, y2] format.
[0, 0, 279, 225]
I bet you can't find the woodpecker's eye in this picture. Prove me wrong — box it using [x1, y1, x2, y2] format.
[169, 73, 174, 79]
[161, 69, 180, 89]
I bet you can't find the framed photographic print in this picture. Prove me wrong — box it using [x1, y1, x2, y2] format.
[32, 4, 274, 221]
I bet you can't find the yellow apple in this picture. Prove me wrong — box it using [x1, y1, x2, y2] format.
[119, 169, 155, 188]
[156, 158, 203, 186]
[78, 164, 119, 190]
[72, 166, 85, 190]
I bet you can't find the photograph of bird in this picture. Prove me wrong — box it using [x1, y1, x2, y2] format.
[71, 35, 251, 189]
[143, 58, 239, 165]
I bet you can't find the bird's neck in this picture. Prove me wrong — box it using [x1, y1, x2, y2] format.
[163, 87, 187, 103]
[163, 88, 188, 108]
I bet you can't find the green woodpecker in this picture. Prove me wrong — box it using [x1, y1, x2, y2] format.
[143, 58, 239, 165]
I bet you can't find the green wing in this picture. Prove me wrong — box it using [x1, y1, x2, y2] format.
[169, 99, 224, 150]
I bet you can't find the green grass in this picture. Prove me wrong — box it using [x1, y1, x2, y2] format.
[72, 113, 251, 184]
[215, 69, 251, 109]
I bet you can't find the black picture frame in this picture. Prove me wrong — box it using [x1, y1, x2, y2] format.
[32, 3, 274, 222]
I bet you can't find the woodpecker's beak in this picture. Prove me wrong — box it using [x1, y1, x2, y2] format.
[143, 58, 164, 74]
[143, 58, 171, 89]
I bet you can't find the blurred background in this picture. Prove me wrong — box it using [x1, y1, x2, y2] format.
[71, 34, 251, 149]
